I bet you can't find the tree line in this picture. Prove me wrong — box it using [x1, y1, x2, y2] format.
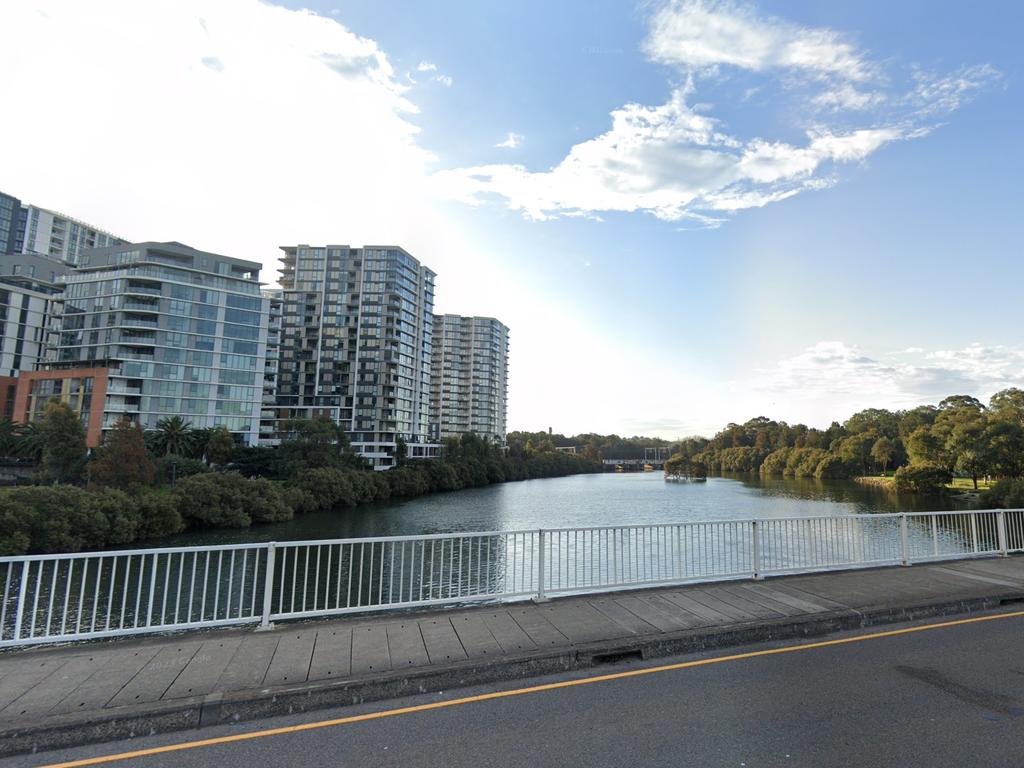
[666, 389, 1024, 497]
[0, 405, 601, 555]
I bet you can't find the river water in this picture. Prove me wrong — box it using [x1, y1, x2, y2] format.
[149, 472, 972, 548]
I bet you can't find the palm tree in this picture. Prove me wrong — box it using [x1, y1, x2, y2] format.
[153, 415, 193, 456]
[15, 421, 45, 463]
[0, 419, 18, 458]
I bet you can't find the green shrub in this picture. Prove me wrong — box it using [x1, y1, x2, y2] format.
[297, 467, 357, 512]
[893, 463, 952, 494]
[88, 487, 139, 545]
[815, 453, 854, 479]
[980, 479, 1024, 509]
[760, 448, 791, 475]
[133, 488, 186, 539]
[173, 473, 254, 528]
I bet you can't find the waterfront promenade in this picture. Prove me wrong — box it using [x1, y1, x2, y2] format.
[2, 554, 1023, 756]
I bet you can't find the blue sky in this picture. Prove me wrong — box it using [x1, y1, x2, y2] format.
[2, 1, 1021, 436]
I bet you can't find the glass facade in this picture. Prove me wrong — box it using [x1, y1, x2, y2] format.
[46, 242, 269, 444]
[277, 245, 436, 468]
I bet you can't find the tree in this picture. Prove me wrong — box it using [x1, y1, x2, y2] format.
[152, 415, 193, 456]
[90, 417, 155, 490]
[982, 420, 1024, 479]
[938, 395, 984, 412]
[205, 426, 236, 467]
[947, 415, 989, 489]
[838, 432, 876, 476]
[0, 419, 18, 458]
[14, 421, 45, 462]
[906, 426, 944, 467]
[39, 399, 88, 484]
[990, 388, 1024, 427]
[869, 437, 896, 476]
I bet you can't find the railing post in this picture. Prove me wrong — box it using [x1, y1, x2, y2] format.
[751, 520, 762, 580]
[257, 542, 277, 630]
[997, 511, 1008, 557]
[969, 513, 979, 554]
[533, 529, 548, 603]
[900, 514, 910, 566]
[12, 560, 31, 641]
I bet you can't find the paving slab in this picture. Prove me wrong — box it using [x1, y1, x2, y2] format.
[261, 630, 316, 687]
[350, 623, 390, 674]
[215, 634, 279, 692]
[448, 613, 503, 659]
[106, 641, 202, 707]
[385, 621, 430, 669]
[307, 627, 353, 681]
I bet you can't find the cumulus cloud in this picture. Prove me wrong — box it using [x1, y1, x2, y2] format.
[435, 0, 999, 224]
[0, 0, 444, 270]
[495, 132, 524, 149]
[644, 0, 872, 81]
[735, 341, 1024, 426]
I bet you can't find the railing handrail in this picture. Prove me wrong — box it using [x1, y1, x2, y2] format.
[4, 509, 1022, 564]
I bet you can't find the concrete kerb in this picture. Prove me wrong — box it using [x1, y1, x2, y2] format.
[2, 590, 1021, 758]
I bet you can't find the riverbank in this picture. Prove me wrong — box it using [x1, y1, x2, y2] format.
[0, 452, 602, 556]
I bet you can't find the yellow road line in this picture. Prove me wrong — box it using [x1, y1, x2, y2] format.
[39, 609, 1024, 768]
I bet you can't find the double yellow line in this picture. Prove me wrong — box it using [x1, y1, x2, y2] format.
[41, 609, 1024, 767]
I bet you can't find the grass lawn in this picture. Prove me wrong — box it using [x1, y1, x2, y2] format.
[946, 477, 994, 491]
[856, 475, 993, 492]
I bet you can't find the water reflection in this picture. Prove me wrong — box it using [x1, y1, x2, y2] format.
[142, 472, 973, 549]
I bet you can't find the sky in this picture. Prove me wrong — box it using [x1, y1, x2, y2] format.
[1, 0, 1021, 438]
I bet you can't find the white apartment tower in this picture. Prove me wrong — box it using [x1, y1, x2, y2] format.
[20, 205, 126, 265]
[430, 314, 509, 445]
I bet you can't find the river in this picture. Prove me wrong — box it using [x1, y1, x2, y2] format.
[147, 472, 973, 548]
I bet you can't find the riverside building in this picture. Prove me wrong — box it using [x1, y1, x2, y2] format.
[18, 204, 126, 265]
[276, 245, 438, 468]
[39, 241, 270, 446]
[430, 314, 509, 445]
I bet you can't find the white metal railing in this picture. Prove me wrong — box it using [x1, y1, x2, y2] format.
[1, 509, 1022, 648]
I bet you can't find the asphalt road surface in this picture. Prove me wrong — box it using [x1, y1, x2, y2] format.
[8, 610, 1024, 768]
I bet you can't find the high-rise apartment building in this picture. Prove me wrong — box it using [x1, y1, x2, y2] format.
[20, 205, 126, 265]
[0, 253, 68, 419]
[0, 191, 23, 254]
[276, 245, 437, 468]
[430, 314, 509, 444]
[258, 288, 282, 446]
[42, 241, 270, 445]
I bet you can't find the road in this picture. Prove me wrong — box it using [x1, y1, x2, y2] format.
[6, 610, 1024, 768]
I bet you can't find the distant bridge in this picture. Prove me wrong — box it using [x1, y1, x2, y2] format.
[602, 447, 673, 469]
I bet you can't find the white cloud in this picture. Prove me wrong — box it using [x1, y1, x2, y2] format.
[434, 87, 913, 221]
[644, 0, 872, 82]
[495, 132, 524, 149]
[415, 60, 451, 86]
[435, 0, 998, 225]
[732, 341, 1024, 427]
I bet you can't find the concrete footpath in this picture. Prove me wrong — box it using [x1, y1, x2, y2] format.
[2, 556, 1024, 757]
